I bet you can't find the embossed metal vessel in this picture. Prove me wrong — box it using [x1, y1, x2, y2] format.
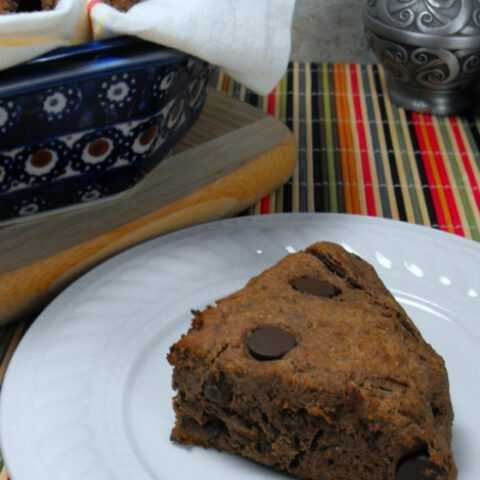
[364, 0, 480, 114]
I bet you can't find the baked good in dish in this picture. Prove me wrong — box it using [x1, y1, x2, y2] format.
[40, 0, 58, 10]
[0, 0, 19, 13]
[103, 0, 144, 11]
[0, 0, 57, 13]
[168, 241, 456, 480]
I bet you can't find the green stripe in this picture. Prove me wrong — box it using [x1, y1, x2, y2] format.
[331, 65, 346, 213]
[362, 65, 391, 217]
[322, 62, 338, 212]
[315, 63, 328, 211]
[279, 73, 287, 123]
[388, 99, 424, 224]
[227, 75, 235, 96]
[437, 118, 480, 240]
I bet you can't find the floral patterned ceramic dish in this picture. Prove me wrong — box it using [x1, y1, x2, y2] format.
[0, 36, 210, 223]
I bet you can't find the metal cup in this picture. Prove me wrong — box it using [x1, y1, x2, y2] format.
[364, 0, 480, 115]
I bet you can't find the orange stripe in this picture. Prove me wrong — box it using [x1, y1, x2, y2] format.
[333, 64, 352, 213]
[221, 73, 230, 93]
[345, 63, 364, 214]
[337, 64, 361, 214]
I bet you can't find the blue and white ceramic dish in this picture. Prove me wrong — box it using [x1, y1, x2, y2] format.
[0, 36, 210, 223]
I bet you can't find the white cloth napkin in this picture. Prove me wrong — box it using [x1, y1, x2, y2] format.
[88, 0, 296, 95]
[0, 0, 89, 71]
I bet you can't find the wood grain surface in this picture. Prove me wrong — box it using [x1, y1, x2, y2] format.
[0, 89, 297, 325]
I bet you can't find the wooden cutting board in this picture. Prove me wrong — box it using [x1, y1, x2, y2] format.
[0, 89, 297, 325]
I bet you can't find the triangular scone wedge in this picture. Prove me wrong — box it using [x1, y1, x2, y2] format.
[168, 242, 456, 480]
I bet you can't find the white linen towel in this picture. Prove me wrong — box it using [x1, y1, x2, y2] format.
[88, 0, 296, 95]
[0, 0, 89, 71]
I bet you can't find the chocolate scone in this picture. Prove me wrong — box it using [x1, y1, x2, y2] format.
[168, 242, 456, 480]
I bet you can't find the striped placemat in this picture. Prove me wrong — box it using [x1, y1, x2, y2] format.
[0, 62, 479, 478]
[211, 62, 480, 240]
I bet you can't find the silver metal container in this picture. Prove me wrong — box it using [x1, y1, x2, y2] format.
[364, 0, 480, 115]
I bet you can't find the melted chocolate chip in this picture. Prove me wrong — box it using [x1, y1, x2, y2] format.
[290, 277, 340, 298]
[203, 418, 226, 438]
[203, 373, 232, 404]
[247, 326, 296, 361]
[396, 454, 446, 480]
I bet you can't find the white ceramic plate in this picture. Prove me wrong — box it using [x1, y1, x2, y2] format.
[1, 213, 479, 480]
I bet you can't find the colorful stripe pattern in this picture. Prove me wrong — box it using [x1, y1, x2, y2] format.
[0, 62, 479, 476]
[211, 63, 480, 240]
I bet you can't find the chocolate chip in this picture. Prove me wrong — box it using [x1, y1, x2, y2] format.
[247, 326, 296, 361]
[396, 454, 446, 480]
[431, 404, 441, 418]
[203, 373, 232, 404]
[203, 418, 226, 438]
[290, 277, 340, 298]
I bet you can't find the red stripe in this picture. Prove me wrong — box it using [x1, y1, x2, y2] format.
[268, 90, 275, 116]
[412, 112, 448, 231]
[349, 64, 376, 216]
[449, 117, 480, 211]
[261, 196, 270, 214]
[424, 115, 464, 236]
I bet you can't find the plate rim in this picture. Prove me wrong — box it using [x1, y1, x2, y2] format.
[1, 212, 479, 479]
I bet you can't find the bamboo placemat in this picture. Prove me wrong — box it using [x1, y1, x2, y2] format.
[0, 62, 479, 477]
[212, 63, 480, 240]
